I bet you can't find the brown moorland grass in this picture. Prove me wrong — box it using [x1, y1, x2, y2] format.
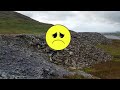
[83, 39, 120, 79]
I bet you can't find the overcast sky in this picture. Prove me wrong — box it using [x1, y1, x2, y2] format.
[16, 11, 120, 32]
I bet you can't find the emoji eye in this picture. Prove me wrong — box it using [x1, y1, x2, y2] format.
[52, 32, 57, 38]
[60, 33, 64, 38]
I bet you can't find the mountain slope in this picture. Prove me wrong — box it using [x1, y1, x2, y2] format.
[0, 11, 53, 34]
[103, 32, 120, 36]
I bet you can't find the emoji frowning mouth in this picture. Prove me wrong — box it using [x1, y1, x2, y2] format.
[46, 24, 71, 50]
[52, 40, 65, 44]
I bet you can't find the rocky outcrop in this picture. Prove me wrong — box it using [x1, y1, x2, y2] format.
[19, 31, 112, 69]
[35, 31, 112, 69]
[0, 35, 73, 79]
[71, 31, 112, 45]
[0, 31, 112, 79]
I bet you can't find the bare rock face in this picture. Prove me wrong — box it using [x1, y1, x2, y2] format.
[0, 31, 112, 79]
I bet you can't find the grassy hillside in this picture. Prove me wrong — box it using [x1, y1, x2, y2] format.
[0, 11, 53, 34]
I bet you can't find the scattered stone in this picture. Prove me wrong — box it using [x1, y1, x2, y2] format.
[0, 31, 113, 79]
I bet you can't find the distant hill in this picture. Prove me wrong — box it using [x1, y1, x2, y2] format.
[0, 11, 53, 34]
[102, 31, 120, 36]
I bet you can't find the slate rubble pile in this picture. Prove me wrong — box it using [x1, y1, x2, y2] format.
[29, 31, 112, 69]
[0, 31, 112, 79]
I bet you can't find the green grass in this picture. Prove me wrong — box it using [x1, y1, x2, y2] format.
[83, 61, 120, 79]
[0, 11, 53, 34]
[83, 39, 120, 79]
[97, 40, 120, 56]
[63, 74, 86, 79]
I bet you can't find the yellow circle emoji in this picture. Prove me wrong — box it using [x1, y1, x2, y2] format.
[46, 24, 71, 50]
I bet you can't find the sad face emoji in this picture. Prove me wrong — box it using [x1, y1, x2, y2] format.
[46, 24, 71, 50]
